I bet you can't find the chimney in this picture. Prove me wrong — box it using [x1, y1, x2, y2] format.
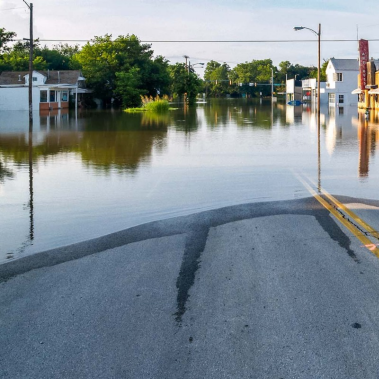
[48, 69, 50, 79]
[18, 75, 21, 82]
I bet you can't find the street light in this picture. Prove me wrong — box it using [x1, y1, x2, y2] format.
[188, 62, 204, 73]
[294, 24, 322, 192]
[294, 24, 321, 116]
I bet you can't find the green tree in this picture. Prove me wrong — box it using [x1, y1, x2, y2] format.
[231, 59, 274, 97]
[0, 39, 47, 71]
[34, 44, 79, 70]
[0, 28, 16, 54]
[277, 61, 315, 83]
[204, 61, 231, 97]
[169, 63, 202, 104]
[74, 34, 169, 106]
[309, 59, 328, 82]
[114, 68, 146, 107]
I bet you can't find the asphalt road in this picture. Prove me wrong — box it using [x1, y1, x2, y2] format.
[2, 196, 379, 378]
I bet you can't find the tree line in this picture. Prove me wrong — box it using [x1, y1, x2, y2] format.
[0, 28, 327, 108]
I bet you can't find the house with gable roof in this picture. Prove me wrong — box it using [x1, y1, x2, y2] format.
[0, 70, 89, 111]
[286, 58, 359, 107]
[325, 58, 359, 107]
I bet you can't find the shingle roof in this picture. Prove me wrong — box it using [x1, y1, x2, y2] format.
[0, 71, 29, 85]
[330, 58, 359, 71]
[0, 70, 83, 85]
[42, 70, 83, 85]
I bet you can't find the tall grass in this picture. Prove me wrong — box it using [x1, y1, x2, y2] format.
[124, 95, 172, 113]
[141, 95, 170, 112]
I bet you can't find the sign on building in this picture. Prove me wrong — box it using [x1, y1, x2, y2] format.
[359, 39, 369, 89]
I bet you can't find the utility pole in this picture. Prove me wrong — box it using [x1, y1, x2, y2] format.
[23, 1, 33, 128]
[183, 55, 189, 73]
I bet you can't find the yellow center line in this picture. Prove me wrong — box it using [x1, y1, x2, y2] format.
[304, 175, 379, 239]
[294, 172, 379, 258]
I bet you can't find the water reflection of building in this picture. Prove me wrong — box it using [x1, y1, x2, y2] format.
[355, 110, 379, 177]
[323, 106, 358, 154]
[322, 104, 379, 177]
[0, 111, 169, 174]
[286, 102, 303, 124]
[0, 109, 81, 133]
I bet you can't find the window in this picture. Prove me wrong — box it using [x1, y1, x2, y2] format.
[329, 93, 335, 104]
[61, 92, 68, 102]
[49, 91, 56, 102]
[32, 77, 38, 82]
[40, 90, 47, 103]
[339, 95, 344, 104]
[333, 73, 343, 82]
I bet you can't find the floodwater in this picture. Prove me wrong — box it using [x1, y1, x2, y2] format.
[0, 99, 378, 262]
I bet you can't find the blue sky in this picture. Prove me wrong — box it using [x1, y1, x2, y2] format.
[2, 0, 379, 75]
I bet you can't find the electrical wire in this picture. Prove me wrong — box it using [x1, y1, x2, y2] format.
[1, 7, 26, 11]
[11, 38, 379, 43]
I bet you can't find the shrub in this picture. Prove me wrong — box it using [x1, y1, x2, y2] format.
[141, 95, 170, 112]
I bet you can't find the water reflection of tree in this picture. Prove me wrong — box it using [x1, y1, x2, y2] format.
[79, 129, 167, 173]
[203, 99, 277, 129]
[172, 106, 200, 133]
[0, 134, 80, 163]
[0, 126, 168, 174]
[0, 160, 13, 183]
[141, 112, 170, 129]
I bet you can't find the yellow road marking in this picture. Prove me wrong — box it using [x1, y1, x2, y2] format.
[304, 175, 379, 239]
[295, 173, 379, 258]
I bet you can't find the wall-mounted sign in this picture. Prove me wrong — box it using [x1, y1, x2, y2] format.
[359, 39, 369, 89]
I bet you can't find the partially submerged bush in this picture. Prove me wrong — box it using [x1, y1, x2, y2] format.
[124, 95, 172, 113]
[141, 95, 170, 112]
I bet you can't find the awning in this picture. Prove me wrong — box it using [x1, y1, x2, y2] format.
[351, 88, 361, 94]
[368, 88, 379, 94]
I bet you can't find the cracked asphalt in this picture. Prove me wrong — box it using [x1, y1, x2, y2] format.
[2, 197, 379, 378]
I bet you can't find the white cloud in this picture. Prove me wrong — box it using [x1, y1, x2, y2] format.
[2, 0, 379, 67]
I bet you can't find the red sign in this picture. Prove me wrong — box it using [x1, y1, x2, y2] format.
[359, 39, 369, 89]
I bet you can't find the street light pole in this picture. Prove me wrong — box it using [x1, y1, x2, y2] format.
[294, 23, 322, 192]
[23, 1, 33, 128]
[294, 24, 321, 114]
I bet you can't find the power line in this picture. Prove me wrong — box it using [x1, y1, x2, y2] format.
[12, 38, 379, 43]
[1, 7, 26, 11]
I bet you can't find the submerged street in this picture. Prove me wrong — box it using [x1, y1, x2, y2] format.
[1, 100, 379, 377]
[3, 0, 379, 376]
[2, 195, 379, 378]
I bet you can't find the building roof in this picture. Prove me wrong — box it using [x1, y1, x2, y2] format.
[0, 71, 29, 85]
[329, 58, 359, 71]
[42, 70, 83, 85]
[0, 70, 83, 85]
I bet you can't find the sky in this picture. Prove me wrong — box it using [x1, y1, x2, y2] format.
[2, 0, 379, 76]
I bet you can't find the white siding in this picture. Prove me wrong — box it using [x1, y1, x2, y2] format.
[0, 87, 40, 111]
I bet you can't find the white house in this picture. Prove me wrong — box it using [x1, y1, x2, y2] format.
[286, 77, 327, 105]
[0, 70, 89, 111]
[325, 58, 359, 106]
